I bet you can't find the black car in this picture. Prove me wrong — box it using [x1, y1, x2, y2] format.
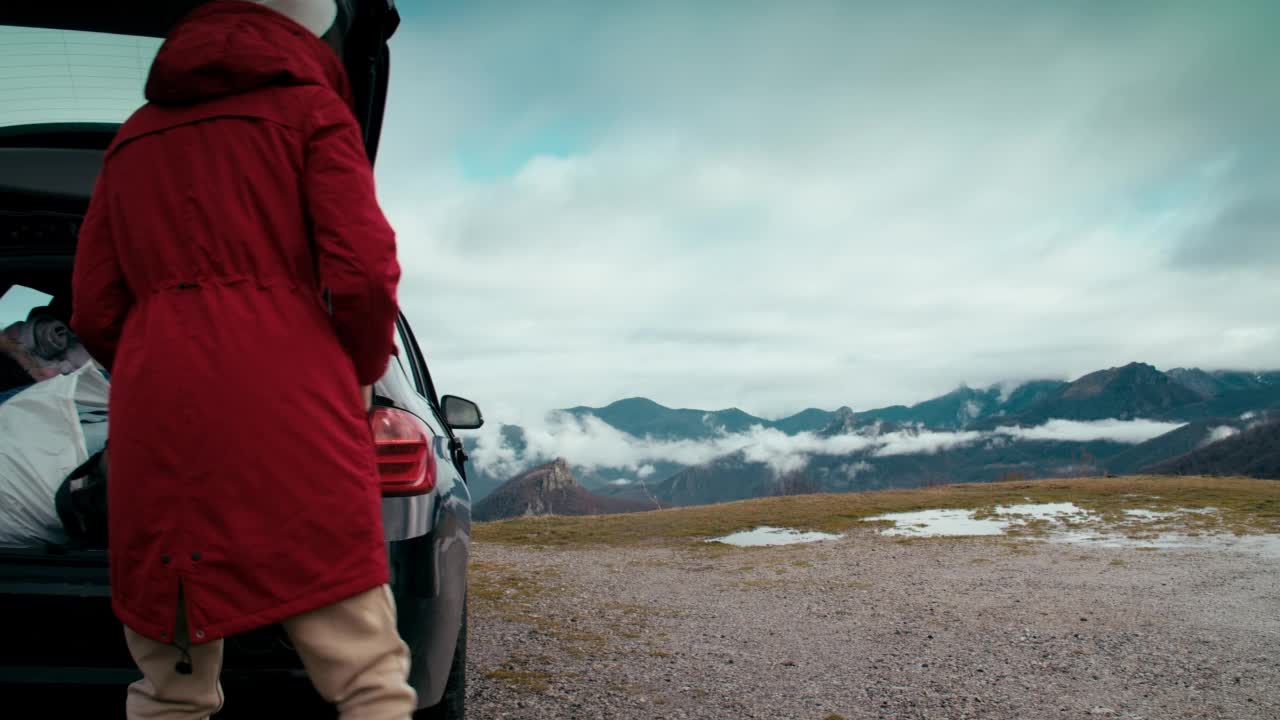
[0, 3, 477, 718]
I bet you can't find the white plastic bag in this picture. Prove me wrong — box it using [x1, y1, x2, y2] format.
[0, 363, 110, 547]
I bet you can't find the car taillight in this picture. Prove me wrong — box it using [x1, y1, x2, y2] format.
[370, 407, 437, 496]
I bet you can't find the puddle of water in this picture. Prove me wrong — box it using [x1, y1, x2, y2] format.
[1124, 507, 1217, 520]
[863, 502, 1277, 558]
[864, 509, 1009, 537]
[996, 502, 1089, 520]
[708, 526, 841, 547]
[1058, 531, 1280, 559]
[1124, 509, 1179, 520]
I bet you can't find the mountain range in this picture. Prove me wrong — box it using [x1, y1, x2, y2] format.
[572, 364, 1280, 436]
[466, 362, 1280, 516]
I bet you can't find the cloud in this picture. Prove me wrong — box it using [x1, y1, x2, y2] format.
[997, 419, 1187, 444]
[1201, 425, 1240, 447]
[381, 1, 1280, 418]
[872, 429, 985, 457]
[995, 382, 1020, 404]
[469, 410, 867, 478]
[1173, 194, 1280, 269]
[839, 461, 874, 480]
[468, 412, 1186, 480]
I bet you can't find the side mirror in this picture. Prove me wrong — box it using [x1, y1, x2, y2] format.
[441, 395, 484, 430]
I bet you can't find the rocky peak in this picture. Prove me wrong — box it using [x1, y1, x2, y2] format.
[1063, 362, 1164, 398]
[821, 406, 859, 436]
[473, 458, 651, 521]
[533, 458, 578, 493]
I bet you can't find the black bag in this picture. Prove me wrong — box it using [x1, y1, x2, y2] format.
[55, 447, 109, 548]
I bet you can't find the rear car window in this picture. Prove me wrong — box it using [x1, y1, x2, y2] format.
[0, 25, 161, 128]
[391, 321, 423, 394]
[0, 285, 52, 327]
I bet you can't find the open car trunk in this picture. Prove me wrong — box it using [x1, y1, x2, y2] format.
[0, 235, 335, 705]
[0, 1, 400, 161]
[0, 3, 400, 694]
[0, 0, 400, 551]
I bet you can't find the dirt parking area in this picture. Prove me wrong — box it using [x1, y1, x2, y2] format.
[466, 528, 1280, 720]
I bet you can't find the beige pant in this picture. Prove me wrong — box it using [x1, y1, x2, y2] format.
[123, 585, 416, 720]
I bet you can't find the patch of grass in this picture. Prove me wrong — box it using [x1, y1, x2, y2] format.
[469, 561, 551, 604]
[474, 476, 1279, 548]
[1002, 540, 1040, 555]
[838, 580, 872, 590]
[600, 600, 681, 619]
[1005, 517, 1056, 538]
[484, 668, 552, 693]
[1109, 558, 1127, 566]
[468, 560, 579, 642]
[730, 578, 788, 590]
[732, 577, 870, 592]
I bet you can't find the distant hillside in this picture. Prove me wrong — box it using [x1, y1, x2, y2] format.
[645, 436, 1129, 507]
[770, 407, 842, 434]
[653, 452, 821, 506]
[1143, 421, 1280, 480]
[1103, 418, 1247, 474]
[564, 398, 762, 440]
[997, 362, 1202, 424]
[842, 367, 1279, 431]
[473, 459, 655, 522]
[563, 397, 836, 440]
[854, 380, 1067, 430]
[1165, 386, 1280, 420]
[1167, 369, 1280, 399]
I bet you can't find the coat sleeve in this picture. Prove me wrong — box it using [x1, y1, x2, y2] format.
[304, 95, 401, 386]
[71, 173, 133, 373]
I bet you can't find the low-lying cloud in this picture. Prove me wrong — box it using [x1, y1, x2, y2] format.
[1201, 425, 1241, 447]
[999, 418, 1190, 444]
[470, 413, 1187, 480]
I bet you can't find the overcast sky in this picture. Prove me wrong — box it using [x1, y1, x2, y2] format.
[376, 0, 1279, 420]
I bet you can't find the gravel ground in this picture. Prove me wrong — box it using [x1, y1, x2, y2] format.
[466, 528, 1280, 720]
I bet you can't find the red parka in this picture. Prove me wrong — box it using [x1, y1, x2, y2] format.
[71, 2, 400, 644]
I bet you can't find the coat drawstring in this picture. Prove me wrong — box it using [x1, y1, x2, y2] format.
[175, 643, 193, 675]
[173, 581, 194, 675]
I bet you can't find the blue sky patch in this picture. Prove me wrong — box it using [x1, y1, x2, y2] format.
[454, 119, 593, 181]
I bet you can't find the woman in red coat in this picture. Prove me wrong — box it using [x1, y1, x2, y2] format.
[71, 2, 414, 717]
